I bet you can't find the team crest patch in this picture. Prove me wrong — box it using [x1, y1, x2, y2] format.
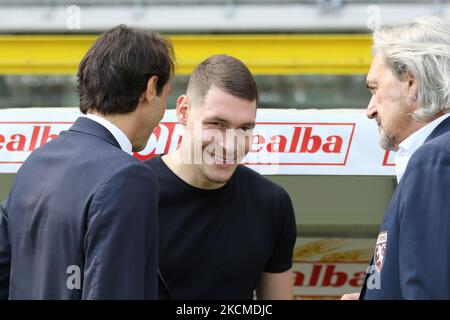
[374, 231, 387, 273]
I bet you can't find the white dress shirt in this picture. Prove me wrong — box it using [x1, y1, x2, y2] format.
[395, 113, 450, 183]
[84, 113, 133, 155]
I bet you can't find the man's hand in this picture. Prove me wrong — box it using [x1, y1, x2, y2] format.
[340, 292, 360, 300]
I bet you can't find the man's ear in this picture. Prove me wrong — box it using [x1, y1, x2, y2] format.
[176, 95, 190, 125]
[142, 75, 159, 103]
[404, 73, 418, 105]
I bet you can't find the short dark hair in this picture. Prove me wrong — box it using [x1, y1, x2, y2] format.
[77, 25, 175, 115]
[186, 54, 258, 105]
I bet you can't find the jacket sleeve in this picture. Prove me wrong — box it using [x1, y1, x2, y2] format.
[0, 197, 11, 300]
[398, 147, 450, 299]
[82, 163, 159, 300]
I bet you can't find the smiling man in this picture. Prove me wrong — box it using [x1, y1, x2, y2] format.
[341, 17, 450, 300]
[146, 54, 296, 299]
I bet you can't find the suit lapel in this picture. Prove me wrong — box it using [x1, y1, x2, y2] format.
[68, 117, 121, 150]
[425, 114, 450, 143]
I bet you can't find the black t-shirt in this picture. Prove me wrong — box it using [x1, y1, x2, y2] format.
[146, 156, 297, 299]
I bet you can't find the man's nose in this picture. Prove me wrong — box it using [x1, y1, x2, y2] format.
[218, 130, 246, 154]
[366, 96, 377, 119]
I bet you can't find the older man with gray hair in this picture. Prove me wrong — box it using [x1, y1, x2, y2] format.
[342, 16, 450, 300]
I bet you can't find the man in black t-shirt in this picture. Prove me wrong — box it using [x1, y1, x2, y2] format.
[146, 55, 297, 300]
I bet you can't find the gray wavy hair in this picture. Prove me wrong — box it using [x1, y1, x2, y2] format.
[372, 16, 450, 121]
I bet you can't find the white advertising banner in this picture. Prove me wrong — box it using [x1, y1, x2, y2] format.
[0, 108, 395, 175]
[293, 237, 374, 299]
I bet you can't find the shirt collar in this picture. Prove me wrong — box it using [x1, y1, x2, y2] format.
[395, 113, 450, 182]
[84, 114, 133, 155]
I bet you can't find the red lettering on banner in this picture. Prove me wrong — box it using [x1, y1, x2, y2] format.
[40, 126, 58, 146]
[294, 264, 366, 288]
[383, 150, 395, 166]
[323, 136, 343, 153]
[308, 265, 321, 286]
[289, 127, 302, 152]
[252, 126, 345, 155]
[300, 127, 321, 153]
[0, 121, 356, 167]
[322, 265, 347, 287]
[134, 122, 179, 161]
[0, 125, 62, 154]
[7, 134, 26, 151]
[29, 126, 41, 151]
[349, 272, 365, 287]
[267, 135, 287, 153]
[251, 135, 265, 152]
[246, 122, 355, 166]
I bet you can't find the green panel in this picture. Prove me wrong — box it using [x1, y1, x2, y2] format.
[267, 175, 395, 237]
[0, 173, 15, 202]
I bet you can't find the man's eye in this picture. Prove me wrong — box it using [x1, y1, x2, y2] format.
[205, 122, 225, 129]
[241, 127, 252, 131]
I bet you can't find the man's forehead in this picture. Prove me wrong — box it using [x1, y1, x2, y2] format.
[366, 53, 387, 83]
[201, 103, 256, 124]
[202, 108, 256, 122]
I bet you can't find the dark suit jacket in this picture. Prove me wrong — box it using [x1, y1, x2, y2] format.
[361, 115, 450, 299]
[0, 117, 159, 299]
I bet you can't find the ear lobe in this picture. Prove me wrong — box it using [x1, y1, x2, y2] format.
[176, 95, 190, 125]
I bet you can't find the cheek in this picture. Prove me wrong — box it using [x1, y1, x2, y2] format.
[161, 98, 167, 111]
[374, 93, 390, 119]
[185, 115, 198, 138]
[244, 136, 252, 154]
[374, 92, 385, 109]
[236, 134, 252, 154]
[185, 109, 201, 130]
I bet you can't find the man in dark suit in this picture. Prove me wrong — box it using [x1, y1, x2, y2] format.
[341, 17, 450, 300]
[0, 25, 174, 299]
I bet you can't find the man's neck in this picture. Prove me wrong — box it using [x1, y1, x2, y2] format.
[162, 149, 226, 190]
[87, 110, 135, 144]
[396, 111, 446, 149]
